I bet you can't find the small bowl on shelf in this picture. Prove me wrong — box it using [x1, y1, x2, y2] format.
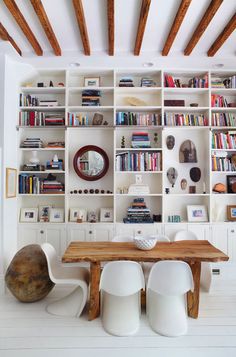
[134, 235, 158, 250]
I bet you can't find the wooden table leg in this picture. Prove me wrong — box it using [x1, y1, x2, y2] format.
[187, 261, 201, 319]
[88, 261, 101, 321]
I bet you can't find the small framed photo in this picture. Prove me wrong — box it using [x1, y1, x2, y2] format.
[50, 208, 64, 223]
[87, 210, 98, 223]
[84, 77, 100, 87]
[20, 208, 38, 223]
[100, 208, 113, 222]
[39, 205, 52, 222]
[70, 208, 87, 222]
[227, 175, 236, 193]
[6, 168, 17, 198]
[187, 205, 208, 222]
[227, 205, 236, 221]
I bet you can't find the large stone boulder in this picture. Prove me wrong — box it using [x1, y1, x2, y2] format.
[5, 244, 55, 302]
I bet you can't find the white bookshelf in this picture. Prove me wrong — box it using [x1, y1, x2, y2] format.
[15, 68, 236, 257]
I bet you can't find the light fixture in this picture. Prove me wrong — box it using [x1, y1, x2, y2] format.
[69, 62, 80, 67]
[142, 62, 154, 67]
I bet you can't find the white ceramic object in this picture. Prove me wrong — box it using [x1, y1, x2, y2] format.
[133, 235, 157, 250]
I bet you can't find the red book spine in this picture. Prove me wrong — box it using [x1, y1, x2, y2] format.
[29, 112, 35, 126]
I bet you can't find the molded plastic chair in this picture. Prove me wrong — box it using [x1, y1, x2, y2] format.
[147, 260, 194, 337]
[41, 243, 89, 317]
[99, 261, 145, 336]
[174, 230, 212, 292]
[142, 235, 170, 281]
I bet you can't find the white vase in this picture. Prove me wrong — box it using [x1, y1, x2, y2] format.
[30, 150, 40, 164]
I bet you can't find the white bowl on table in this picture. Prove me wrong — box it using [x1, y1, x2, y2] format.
[134, 235, 158, 251]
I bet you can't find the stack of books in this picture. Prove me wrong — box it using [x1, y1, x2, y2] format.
[211, 94, 228, 107]
[22, 164, 45, 172]
[41, 179, 64, 194]
[46, 141, 65, 148]
[21, 138, 44, 148]
[119, 77, 134, 87]
[211, 76, 236, 88]
[123, 198, 153, 223]
[44, 113, 65, 126]
[211, 78, 225, 88]
[39, 100, 58, 107]
[116, 151, 161, 171]
[116, 112, 161, 126]
[131, 132, 151, 148]
[141, 78, 156, 87]
[82, 90, 101, 106]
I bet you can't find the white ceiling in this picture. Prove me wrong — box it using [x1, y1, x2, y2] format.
[0, 0, 236, 68]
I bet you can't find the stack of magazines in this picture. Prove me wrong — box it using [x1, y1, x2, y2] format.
[21, 138, 44, 148]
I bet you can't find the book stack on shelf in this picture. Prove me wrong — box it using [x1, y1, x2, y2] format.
[116, 112, 161, 126]
[41, 177, 64, 194]
[118, 77, 134, 87]
[211, 94, 228, 107]
[131, 132, 151, 148]
[19, 112, 65, 126]
[116, 151, 161, 171]
[164, 74, 208, 88]
[212, 112, 236, 127]
[212, 75, 236, 88]
[68, 113, 89, 126]
[212, 131, 236, 149]
[164, 113, 208, 127]
[123, 198, 153, 224]
[44, 113, 65, 126]
[21, 138, 44, 148]
[212, 151, 236, 172]
[39, 100, 58, 107]
[140, 78, 156, 87]
[46, 141, 65, 148]
[82, 90, 101, 106]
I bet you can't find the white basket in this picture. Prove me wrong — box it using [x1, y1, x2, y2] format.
[134, 235, 157, 250]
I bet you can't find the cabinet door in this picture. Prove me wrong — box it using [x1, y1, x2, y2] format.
[115, 224, 135, 237]
[67, 225, 88, 245]
[44, 226, 66, 257]
[163, 224, 188, 241]
[228, 226, 236, 262]
[211, 225, 228, 255]
[92, 224, 114, 242]
[188, 224, 210, 241]
[18, 225, 42, 249]
[134, 224, 157, 237]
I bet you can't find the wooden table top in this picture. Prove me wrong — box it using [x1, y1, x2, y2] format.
[62, 240, 229, 263]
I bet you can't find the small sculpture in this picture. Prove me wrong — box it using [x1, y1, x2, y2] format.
[190, 167, 201, 182]
[153, 133, 158, 147]
[180, 179, 187, 190]
[167, 167, 178, 187]
[49, 80, 54, 87]
[179, 140, 197, 163]
[213, 183, 226, 193]
[166, 135, 175, 150]
[121, 136, 125, 148]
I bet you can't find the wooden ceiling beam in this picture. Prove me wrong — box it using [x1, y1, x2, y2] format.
[162, 0, 192, 56]
[0, 22, 22, 56]
[3, 0, 43, 56]
[30, 0, 61, 56]
[207, 13, 236, 56]
[134, 0, 151, 56]
[72, 0, 90, 55]
[107, 0, 114, 56]
[184, 0, 223, 56]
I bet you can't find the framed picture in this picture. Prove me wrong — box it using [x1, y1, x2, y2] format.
[87, 210, 98, 223]
[227, 205, 236, 221]
[100, 208, 113, 222]
[70, 208, 87, 222]
[20, 208, 38, 223]
[6, 168, 17, 198]
[50, 208, 64, 223]
[84, 77, 100, 87]
[39, 205, 52, 222]
[187, 205, 208, 222]
[227, 175, 236, 193]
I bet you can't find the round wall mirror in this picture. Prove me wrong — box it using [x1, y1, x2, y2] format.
[73, 145, 109, 181]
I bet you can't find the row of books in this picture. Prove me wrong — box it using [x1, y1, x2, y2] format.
[116, 151, 161, 171]
[19, 94, 59, 107]
[21, 138, 44, 148]
[164, 74, 208, 88]
[19, 111, 65, 126]
[211, 94, 228, 107]
[68, 113, 89, 126]
[131, 132, 150, 148]
[19, 175, 64, 194]
[123, 198, 153, 224]
[212, 154, 236, 172]
[212, 132, 236, 149]
[212, 112, 236, 127]
[116, 112, 161, 126]
[211, 76, 236, 89]
[82, 90, 101, 106]
[164, 113, 208, 126]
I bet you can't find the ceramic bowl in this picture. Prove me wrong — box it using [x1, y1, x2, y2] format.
[133, 235, 158, 250]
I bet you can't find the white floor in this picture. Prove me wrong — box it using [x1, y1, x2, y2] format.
[1, 278, 236, 357]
